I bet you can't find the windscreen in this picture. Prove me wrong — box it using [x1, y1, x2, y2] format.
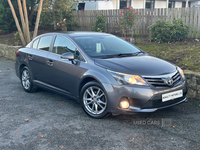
[72, 35, 140, 58]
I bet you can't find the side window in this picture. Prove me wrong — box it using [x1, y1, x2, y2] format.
[53, 36, 76, 55]
[38, 36, 53, 51]
[32, 39, 39, 49]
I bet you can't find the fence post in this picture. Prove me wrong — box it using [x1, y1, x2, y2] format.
[197, 8, 200, 38]
[189, 8, 194, 38]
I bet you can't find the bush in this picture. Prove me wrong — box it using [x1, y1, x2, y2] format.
[14, 31, 20, 40]
[92, 14, 106, 32]
[0, 1, 17, 34]
[40, 11, 79, 31]
[171, 19, 189, 42]
[149, 19, 189, 43]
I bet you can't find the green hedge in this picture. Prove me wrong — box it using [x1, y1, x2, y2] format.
[149, 19, 189, 43]
[92, 14, 106, 32]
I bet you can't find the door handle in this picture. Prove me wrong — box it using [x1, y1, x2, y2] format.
[28, 54, 33, 60]
[47, 60, 54, 66]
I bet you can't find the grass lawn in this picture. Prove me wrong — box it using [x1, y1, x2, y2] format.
[133, 36, 200, 72]
[0, 32, 200, 72]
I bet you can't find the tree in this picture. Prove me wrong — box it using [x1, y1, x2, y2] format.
[0, 0, 18, 34]
[33, 0, 43, 38]
[42, 0, 77, 30]
[0, 0, 39, 34]
[7, 0, 43, 46]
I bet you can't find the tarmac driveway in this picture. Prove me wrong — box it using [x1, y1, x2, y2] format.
[0, 57, 200, 150]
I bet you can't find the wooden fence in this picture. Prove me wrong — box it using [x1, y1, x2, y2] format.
[72, 7, 200, 38]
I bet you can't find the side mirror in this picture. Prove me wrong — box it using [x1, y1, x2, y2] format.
[61, 52, 74, 61]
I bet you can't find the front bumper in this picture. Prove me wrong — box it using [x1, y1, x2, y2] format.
[119, 97, 187, 114]
[103, 81, 187, 114]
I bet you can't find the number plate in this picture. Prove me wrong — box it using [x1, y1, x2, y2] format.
[162, 90, 183, 102]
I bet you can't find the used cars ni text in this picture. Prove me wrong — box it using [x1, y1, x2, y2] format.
[15, 32, 187, 118]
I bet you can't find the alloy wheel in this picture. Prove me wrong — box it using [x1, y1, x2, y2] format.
[83, 86, 107, 115]
[21, 69, 31, 90]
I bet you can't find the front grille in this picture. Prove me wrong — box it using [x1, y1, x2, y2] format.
[143, 71, 181, 87]
[172, 71, 181, 85]
[143, 77, 165, 86]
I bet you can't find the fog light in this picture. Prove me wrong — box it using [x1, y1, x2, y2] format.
[120, 98, 129, 109]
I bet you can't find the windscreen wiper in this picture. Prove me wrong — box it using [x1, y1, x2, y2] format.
[102, 52, 145, 59]
[103, 53, 134, 58]
[117, 53, 135, 57]
[132, 51, 145, 56]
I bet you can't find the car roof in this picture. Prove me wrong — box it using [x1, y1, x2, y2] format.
[38, 31, 112, 38]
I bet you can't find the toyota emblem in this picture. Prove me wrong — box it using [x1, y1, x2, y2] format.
[166, 77, 173, 86]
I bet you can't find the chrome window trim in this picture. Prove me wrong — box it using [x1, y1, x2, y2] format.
[31, 34, 54, 51]
[52, 35, 87, 63]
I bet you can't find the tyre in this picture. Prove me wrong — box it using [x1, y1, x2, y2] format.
[21, 66, 37, 93]
[80, 81, 109, 119]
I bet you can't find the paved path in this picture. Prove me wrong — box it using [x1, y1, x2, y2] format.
[0, 57, 200, 150]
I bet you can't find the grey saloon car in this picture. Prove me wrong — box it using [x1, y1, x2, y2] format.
[15, 31, 187, 118]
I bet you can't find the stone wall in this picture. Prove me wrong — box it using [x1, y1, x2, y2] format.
[0, 44, 20, 60]
[184, 70, 200, 100]
[0, 44, 199, 100]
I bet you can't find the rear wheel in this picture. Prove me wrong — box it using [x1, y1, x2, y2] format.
[81, 81, 109, 119]
[21, 66, 37, 93]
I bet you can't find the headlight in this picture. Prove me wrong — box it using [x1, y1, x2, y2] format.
[107, 70, 148, 86]
[177, 67, 185, 79]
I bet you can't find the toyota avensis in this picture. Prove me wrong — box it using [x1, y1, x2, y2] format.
[15, 32, 187, 119]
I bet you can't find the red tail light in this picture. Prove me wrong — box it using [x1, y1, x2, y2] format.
[15, 51, 18, 57]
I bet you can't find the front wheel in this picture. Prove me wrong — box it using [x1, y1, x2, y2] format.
[80, 81, 109, 119]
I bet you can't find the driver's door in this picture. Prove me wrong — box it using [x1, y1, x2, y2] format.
[46, 36, 80, 96]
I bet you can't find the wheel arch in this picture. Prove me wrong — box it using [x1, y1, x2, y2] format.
[78, 76, 101, 98]
[19, 64, 27, 78]
[77, 69, 113, 101]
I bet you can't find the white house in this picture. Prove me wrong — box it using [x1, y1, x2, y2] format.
[78, 0, 200, 9]
[111, 0, 200, 9]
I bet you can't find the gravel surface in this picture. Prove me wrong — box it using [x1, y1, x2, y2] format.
[0, 57, 200, 150]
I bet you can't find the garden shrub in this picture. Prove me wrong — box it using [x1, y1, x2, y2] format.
[149, 18, 189, 43]
[171, 19, 189, 42]
[0, 0, 17, 34]
[40, 11, 78, 31]
[92, 14, 106, 32]
[14, 31, 20, 40]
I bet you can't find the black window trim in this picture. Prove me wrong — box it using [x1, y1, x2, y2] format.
[31, 38, 40, 50]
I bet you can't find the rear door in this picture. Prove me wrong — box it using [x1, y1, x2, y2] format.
[27, 35, 54, 84]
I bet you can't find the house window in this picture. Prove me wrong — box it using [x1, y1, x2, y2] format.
[188, 2, 191, 7]
[120, 0, 131, 9]
[146, 0, 155, 9]
[168, 1, 175, 8]
[182, 1, 186, 7]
